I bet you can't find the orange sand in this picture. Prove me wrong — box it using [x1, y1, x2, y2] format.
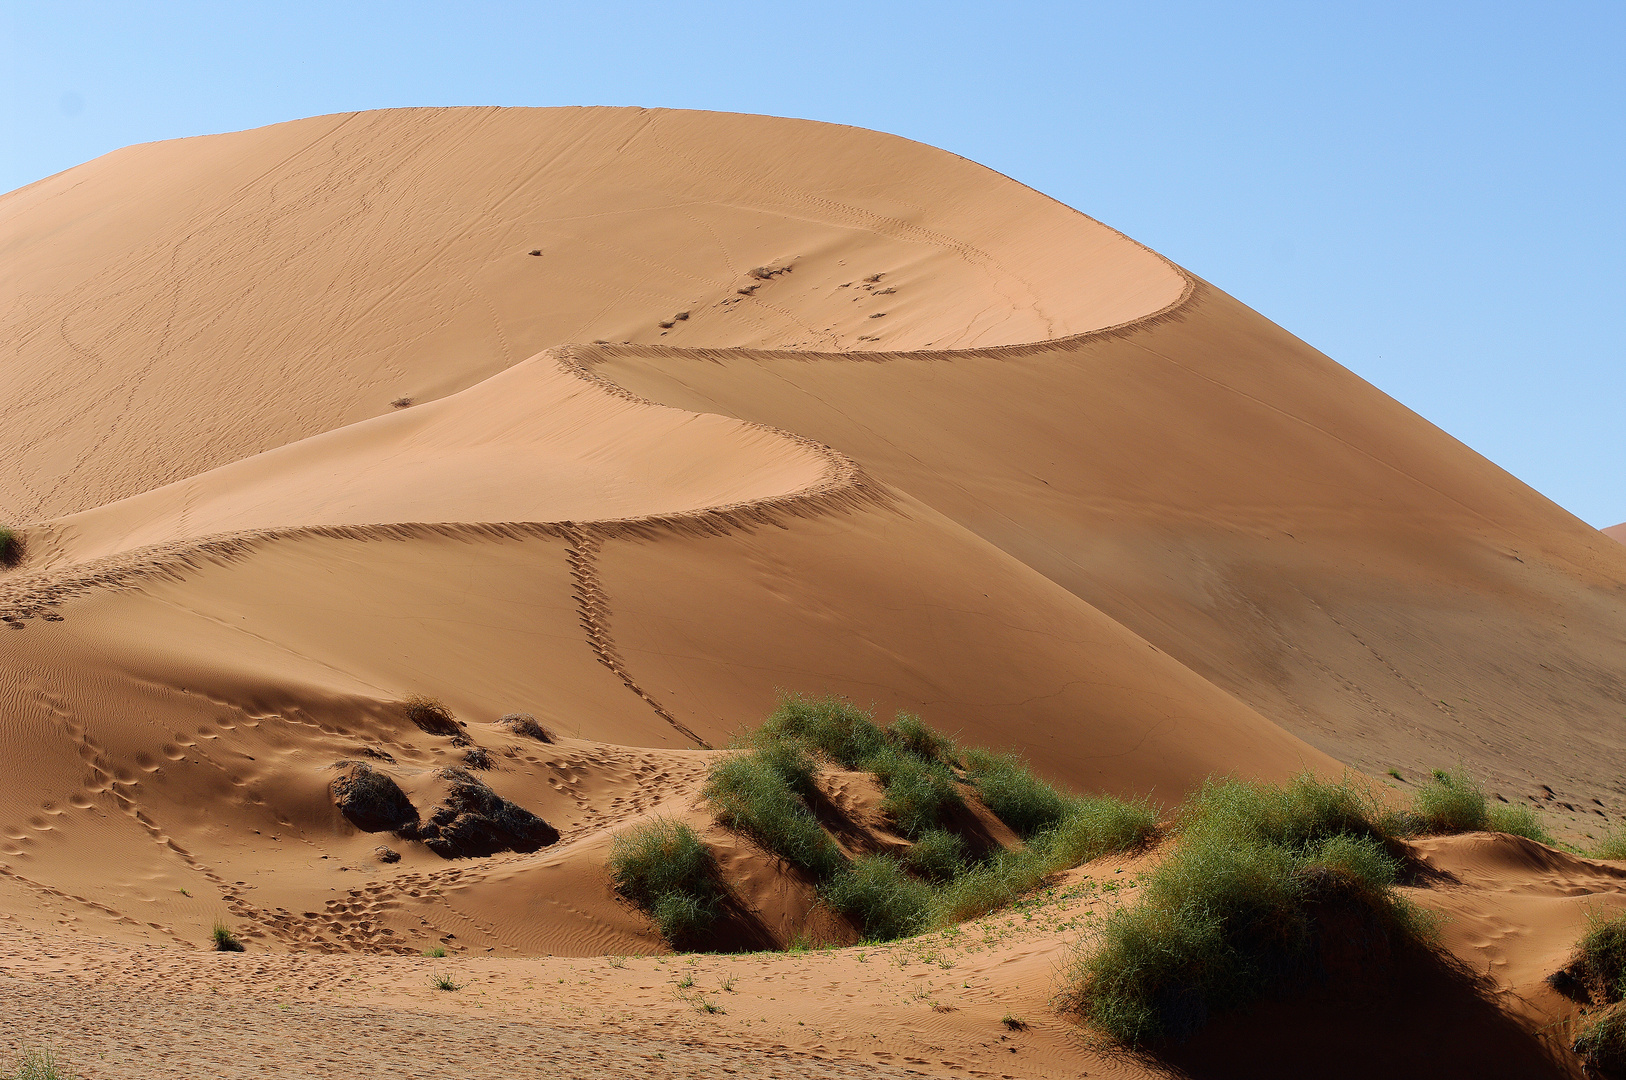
[2, 107, 1624, 1076]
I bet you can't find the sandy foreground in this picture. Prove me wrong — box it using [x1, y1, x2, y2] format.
[2, 107, 1626, 1075]
[4, 834, 1624, 1079]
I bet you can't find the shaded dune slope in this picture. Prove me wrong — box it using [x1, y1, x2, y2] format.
[1, 107, 1624, 962]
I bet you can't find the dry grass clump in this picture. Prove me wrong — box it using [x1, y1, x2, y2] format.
[0, 527, 21, 569]
[608, 818, 726, 945]
[402, 695, 462, 739]
[1069, 773, 1435, 1046]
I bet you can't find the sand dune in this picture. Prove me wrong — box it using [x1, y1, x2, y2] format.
[1606, 522, 1626, 544]
[2, 106, 1624, 1074]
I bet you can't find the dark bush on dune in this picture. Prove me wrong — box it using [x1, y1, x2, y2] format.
[405, 767, 559, 858]
[330, 762, 421, 833]
[0, 527, 21, 569]
[1551, 910, 1626, 1004]
[494, 712, 552, 742]
[403, 696, 464, 741]
[608, 818, 725, 945]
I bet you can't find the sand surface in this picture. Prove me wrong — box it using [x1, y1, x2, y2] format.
[3, 107, 1625, 1075]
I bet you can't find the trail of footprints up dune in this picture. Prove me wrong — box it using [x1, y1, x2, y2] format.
[1, 106, 1624, 1078]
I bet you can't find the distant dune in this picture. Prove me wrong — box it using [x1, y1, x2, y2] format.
[2, 109, 1625, 1074]
[1606, 522, 1626, 543]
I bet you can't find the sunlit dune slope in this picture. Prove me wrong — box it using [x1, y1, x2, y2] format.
[1, 106, 1623, 961]
[596, 284, 1626, 826]
[1606, 522, 1626, 544]
[0, 105, 1180, 524]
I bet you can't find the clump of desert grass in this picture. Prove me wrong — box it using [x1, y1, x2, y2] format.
[1552, 910, 1626, 1072]
[0, 527, 21, 569]
[607, 817, 726, 946]
[1595, 826, 1626, 861]
[1067, 773, 1436, 1045]
[402, 695, 463, 739]
[211, 920, 244, 952]
[4, 1045, 73, 1080]
[685, 694, 1155, 947]
[1404, 768, 1555, 843]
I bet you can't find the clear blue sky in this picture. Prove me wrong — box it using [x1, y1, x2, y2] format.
[4, 2, 1621, 526]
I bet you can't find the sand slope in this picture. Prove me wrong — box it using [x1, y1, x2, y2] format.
[2, 107, 1625, 1073]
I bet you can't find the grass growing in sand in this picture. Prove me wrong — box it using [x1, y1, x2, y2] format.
[1067, 773, 1435, 1046]
[431, 972, 462, 991]
[1406, 768, 1555, 843]
[1592, 825, 1626, 861]
[1554, 910, 1626, 1072]
[626, 695, 1156, 948]
[608, 818, 726, 946]
[4, 1046, 73, 1080]
[211, 921, 244, 952]
[0, 527, 20, 569]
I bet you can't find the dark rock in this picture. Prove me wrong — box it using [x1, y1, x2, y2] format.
[330, 762, 420, 833]
[493, 712, 551, 743]
[374, 845, 401, 864]
[404, 767, 558, 858]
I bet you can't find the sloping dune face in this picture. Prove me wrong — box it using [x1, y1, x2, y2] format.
[1, 107, 1624, 959]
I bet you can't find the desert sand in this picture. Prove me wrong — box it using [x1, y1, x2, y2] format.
[3, 107, 1625, 1077]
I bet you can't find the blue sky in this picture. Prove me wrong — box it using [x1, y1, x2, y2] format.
[4, 2, 1621, 526]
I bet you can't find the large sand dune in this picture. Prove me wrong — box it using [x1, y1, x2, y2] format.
[2, 107, 1624, 1075]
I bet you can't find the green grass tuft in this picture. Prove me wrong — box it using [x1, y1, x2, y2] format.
[1595, 826, 1626, 861]
[423, 945, 447, 958]
[704, 749, 846, 881]
[1574, 1003, 1626, 1075]
[903, 828, 967, 883]
[0, 527, 20, 570]
[1485, 801, 1555, 844]
[962, 750, 1074, 838]
[931, 846, 1051, 924]
[759, 694, 890, 768]
[821, 854, 935, 941]
[886, 711, 958, 765]
[1409, 768, 1488, 833]
[6, 1045, 73, 1080]
[431, 971, 462, 991]
[1070, 774, 1434, 1045]
[211, 921, 244, 952]
[869, 745, 964, 838]
[608, 817, 725, 944]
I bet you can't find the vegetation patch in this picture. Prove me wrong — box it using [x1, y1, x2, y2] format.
[1553, 911, 1626, 1073]
[1405, 769, 1555, 843]
[1551, 910, 1626, 1004]
[5, 1045, 73, 1080]
[683, 695, 1154, 949]
[212, 921, 245, 952]
[0, 527, 21, 570]
[608, 818, 726, 946]
[1068, 773, 1435, 1045]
